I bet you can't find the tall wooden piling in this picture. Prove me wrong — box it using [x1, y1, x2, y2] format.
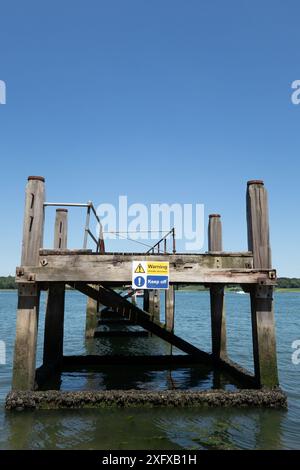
[148, 290, 161, 321]
[143, 290, 150, 312]
[247, 180, 278, 388]
[165, 285, 175, 332]
[144, 290, 160, 321]
[12, 176, 45, 390]
[85, 291, 99, 338]
[208, 214, 227, 360]
[43, 209, 68, 367]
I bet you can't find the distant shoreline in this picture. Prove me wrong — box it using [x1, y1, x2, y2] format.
[1, 288, 300, 293]
[178, 287, 300, 293]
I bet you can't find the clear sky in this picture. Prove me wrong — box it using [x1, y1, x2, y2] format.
[0, 0, 299, 276]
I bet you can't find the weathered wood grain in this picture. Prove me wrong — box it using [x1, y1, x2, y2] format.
[250, 285, 278, 388]
[71, 283, 211, 359]
[247, 181, 278, 388]
[148, 290, 161, 321]
[143, 290, 150, 311]
[43, 283, 65, 365]
[165, 285, 175, 332]
[13, 176, 45, 391]
[247, 181, 271, 269]
[17, 252, 263, 284]
[39, 250, 252, 258]
[12, 284, 40, 390]
[54, 209, 68, 250]
[43, 209, 68, 366]
[18, 263, 276, 285]
[85, 285, 99, 338]
[208, 214, 227, 360]
[21, 177, 45, 266]
[208, 214, 223, 252]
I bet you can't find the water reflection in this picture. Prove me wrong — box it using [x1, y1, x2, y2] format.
[0, 291, 297, 449]
[3, 406, 286, 450]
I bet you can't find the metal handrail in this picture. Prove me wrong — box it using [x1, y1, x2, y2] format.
[44, 201, 104, 252]
[44, 202, 90, 208]
[146, 228, 176, 254]
[44, 202, 175, 255]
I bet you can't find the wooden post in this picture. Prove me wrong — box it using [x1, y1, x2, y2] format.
[20, 176, 45, 266]
[165, 285, 175, 332]
[148, 290, 160, 321]
[54, 208, 68, 249]
[208, 214, 227, 360]
[43, 209, 68, 367]
[84, 203, 104, 337]
[247, 180, 278, 388]
[12, 176, 45, 390]
[85, 289, 99, 338]
[143, 290, 150, 312]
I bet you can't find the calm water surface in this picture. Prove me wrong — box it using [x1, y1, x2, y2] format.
[0, 290, 299, 450]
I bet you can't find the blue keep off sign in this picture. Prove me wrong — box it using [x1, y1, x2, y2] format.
[132, 261, 169, 290]
[147, 275, 169, 289]
[134, 276, 145, 288]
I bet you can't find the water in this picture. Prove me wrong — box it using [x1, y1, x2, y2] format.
[0, 290, 299, 450]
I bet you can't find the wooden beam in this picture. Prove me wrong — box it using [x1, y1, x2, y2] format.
[39, 250, 252, 257]
[61, 354, 201, 367]
[98, 319, 133, 325]
[17, 252, 277, 286]
[18, 263, 276, 285]
[66, 284, 256, 386]
[33, 251, 255, 284]
[70, 283, 211, 360]
[94, 331, 149, 338]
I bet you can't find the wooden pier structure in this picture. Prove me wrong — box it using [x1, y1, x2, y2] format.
[7, 176, 285, 409]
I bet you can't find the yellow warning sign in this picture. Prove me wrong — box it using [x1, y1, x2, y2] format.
[146, 261, 169, 275]
[135, 263, 146, 274]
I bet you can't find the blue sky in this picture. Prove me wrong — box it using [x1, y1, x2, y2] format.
[0, 0, 299, 276]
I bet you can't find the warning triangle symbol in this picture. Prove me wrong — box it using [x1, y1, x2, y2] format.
[135, 263, 145, 274]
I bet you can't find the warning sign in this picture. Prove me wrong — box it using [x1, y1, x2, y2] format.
[135, 263, 146, 274]
[146, 262, 169, 275]
[132, 261, 169, 290]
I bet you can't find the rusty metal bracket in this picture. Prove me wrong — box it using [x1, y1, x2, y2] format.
[16, 267, 24, 278]
[255, 285, 273, 299]
[18, 283, 38, 296]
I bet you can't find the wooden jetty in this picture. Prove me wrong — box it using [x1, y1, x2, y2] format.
[6, 176, 286, 409]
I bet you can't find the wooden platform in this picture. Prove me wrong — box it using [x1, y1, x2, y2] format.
[9, 176, 281, 398]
